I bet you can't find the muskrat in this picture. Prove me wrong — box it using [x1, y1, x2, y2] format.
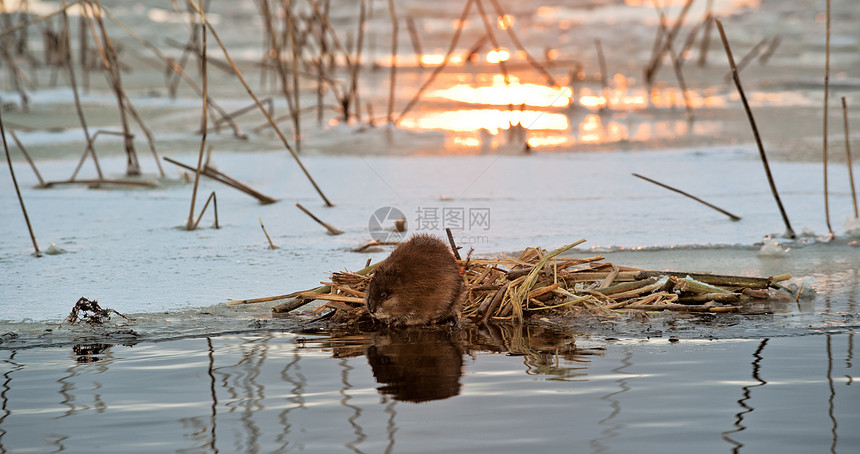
[365, 234, 464, 326]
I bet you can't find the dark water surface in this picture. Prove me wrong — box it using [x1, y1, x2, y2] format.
[0, 325, 856, 453]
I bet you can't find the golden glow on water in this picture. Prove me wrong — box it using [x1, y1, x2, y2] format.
[486, 49, 511, 64]
[429, 75, 572, 108]
[419, 53, 465, 66]
[497, 14, 514, 30]
[400, 109, 568, 134]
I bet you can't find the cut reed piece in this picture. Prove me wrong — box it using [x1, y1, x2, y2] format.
[259, 217, 277, 249]
[296, 202, 343, 235]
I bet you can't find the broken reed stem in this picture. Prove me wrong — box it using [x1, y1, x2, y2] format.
[386, 0, 398, 124]
[594, 39, 609, 109]
[823, 0, 833, 235]
[0, 0, 82, 40]
[296, 202, 343, 235]
[405, 15, 422, 66]
[349, 0, 367, 124]
[645, 0, 694, 86]
[87, 0, 140, 176]
[268, 260, 384, 313]
[62, 0, 102, 182]
[396, 0, 473, 124]
[446, 227, 461, 260]
[474, 0, 509, 83]
[259, 217, 277, 249]
[8, 131, 44, 186]
[191, 191, 219, 230]
[716, 19, 795, 239]
[187, 3, 209, 231]
[632, 173, 741, 221]
[288, 3, 302, 152]
[697, 1, 713, 67]
[186, 0, 333, 207]
[163, 156, 277, 204]
[1, 108, 40, 257]
[722, 37, 767, 83]
[487, 0, 556, 85]
[843, 97, 859, 218]
[655, 6, 693, 119]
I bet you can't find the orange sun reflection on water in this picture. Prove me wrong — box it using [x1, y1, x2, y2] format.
[429, 74, 572, 108]
[399, 108, 568, 134]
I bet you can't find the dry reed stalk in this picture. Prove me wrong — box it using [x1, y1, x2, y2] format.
[299, 293, 365, 304]
[348, 0, 367, 124]
[645, 0, 694, 86]
[2, 108, 40, 256]
[257, 0, 300, 146]
[60, 0, 102, 182]
[697, 0, 714, 67]
[0, 30, 31, 110]
[163, 156, 277, 204]
[191, 191, 219, 230]
[186, 0, 333, 206]
[632, 173, 741, 221]
[259, 217, 277, 249]
[474, 0, 509, 83]
[8, 131, 45, 186]
[722, 37, 767, 84]
[101, 6, 244, 139]
[823, 0, 833, 236]
[386, 0, 398, 124]
[655, 6, 693, 118]
[446, 228, 462, 260]
[716, 19, 795, 238]
[288, 1, 302, 151]
[83, 0, 141, 176]
[758, 36, 781, 65]
[296, 202, 343, 235]
[486, 0, 556, 85]
[0, 0, 82, 39]
[405, 15, 421, 67]
[396, 0, 474, 124]
[186, 2, 209, 230]
[594, 39, 609, 108]
[842, 97, 859, 218]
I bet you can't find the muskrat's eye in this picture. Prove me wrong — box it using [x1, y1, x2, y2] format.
[379, 291, 387, 299]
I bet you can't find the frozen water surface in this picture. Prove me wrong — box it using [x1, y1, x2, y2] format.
[0, 0, 858, 452]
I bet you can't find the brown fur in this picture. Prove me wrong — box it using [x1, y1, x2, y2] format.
[365, 235, 464, 326]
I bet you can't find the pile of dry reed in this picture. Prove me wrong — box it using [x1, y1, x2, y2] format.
[287, 240, 794, 324]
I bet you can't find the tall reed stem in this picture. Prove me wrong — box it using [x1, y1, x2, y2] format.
[717, 19, 795, 238]
[823, 0, 833, 235]
[1, 109, 40, 256]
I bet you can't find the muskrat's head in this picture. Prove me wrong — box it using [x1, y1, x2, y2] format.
[364, 266, 404, 323]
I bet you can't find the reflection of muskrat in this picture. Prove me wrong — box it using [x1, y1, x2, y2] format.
[365, 235, 464, 326]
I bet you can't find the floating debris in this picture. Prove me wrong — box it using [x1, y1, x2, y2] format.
[66, 297, 130, 325]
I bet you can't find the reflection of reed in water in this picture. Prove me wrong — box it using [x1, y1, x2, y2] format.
[721, 338, 768, 453]
[590, 349, 634, 452]
[0, 352, 23, 453]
